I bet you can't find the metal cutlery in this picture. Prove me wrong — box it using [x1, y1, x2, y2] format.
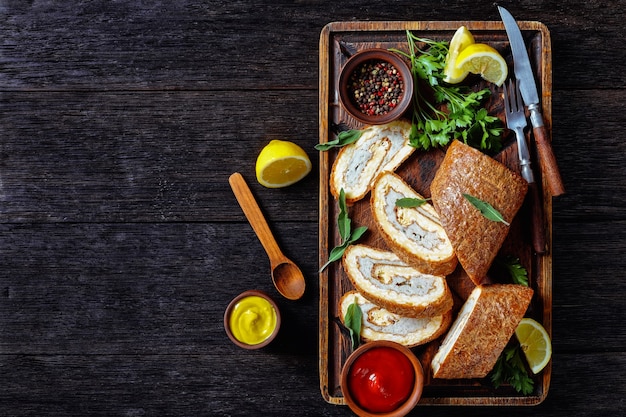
[499, 5, 565, 197]
[503, 79, 546, 254]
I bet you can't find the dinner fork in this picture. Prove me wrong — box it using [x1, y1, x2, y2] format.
[503, 79, 534, 184]
[503, 79, 546, 254]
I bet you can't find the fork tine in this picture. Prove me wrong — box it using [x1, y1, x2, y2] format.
[503, 80, 509, 113]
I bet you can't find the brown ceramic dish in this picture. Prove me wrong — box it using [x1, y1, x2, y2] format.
[224, 290, 281, 350]
[341, 340, 424, 417]
[338, 48, 413, 125]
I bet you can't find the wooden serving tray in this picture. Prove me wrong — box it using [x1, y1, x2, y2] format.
[318, 21, 552, 406]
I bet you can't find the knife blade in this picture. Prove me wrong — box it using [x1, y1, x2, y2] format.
[498, 6, 565, 196]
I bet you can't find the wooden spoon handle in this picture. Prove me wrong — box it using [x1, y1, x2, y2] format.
[229, 172, 284, 263]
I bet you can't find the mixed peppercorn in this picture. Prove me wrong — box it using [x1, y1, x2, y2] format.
[348, 60, 405, 117]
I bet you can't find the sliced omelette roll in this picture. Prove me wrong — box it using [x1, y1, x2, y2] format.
[339, 291, 452, 348]
[431, 284, 534, 379]
[372, 172, 457, 276]
[330, 120, 415, 204]
[342, 244, 453, 318]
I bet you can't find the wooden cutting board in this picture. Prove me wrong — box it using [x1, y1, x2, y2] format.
[318, 20, 552, 406]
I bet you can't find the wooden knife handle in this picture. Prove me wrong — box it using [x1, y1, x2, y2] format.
[533, 123, 565, 197]
[528, 182, 547, 254]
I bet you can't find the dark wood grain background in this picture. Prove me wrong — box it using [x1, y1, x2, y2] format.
[0, 1, 624, 416]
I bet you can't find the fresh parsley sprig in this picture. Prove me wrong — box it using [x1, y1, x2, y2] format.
[490, 257, 532, 393]
[490, 345, 534, 395]
[497, 255, 529, 286]
[391, 31, 503, 152]
[319, 189, 367, 272]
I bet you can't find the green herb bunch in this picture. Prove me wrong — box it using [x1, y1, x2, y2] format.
[490, 345, 535, 395]
[489, 255, 533, 393]
[391, 31, 503, 152]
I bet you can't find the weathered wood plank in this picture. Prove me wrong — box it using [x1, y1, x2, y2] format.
[0, 89, 624, 223]
[0, 222, 624, 355]
[0, 1, 624, 415]
[0, 1, 624, 90]
[0, 352, 623, 416]
[0, 222, 320, 355]
[0, 90, 319, 222]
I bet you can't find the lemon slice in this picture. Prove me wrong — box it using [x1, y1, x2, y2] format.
[255, 140, 312, 188]
[515, 318, 552, 374]
[455, 43, 508, 87]
[443, 26, 475, 84]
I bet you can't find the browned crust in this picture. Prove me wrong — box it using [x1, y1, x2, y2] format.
[371, 172, 458, 276]
[430, 140, 528, 285]
[432, 284, 534, 379]
[329, 120, 414, 204]
[377, 224, 458, 276]
[341, 245, 454, 318]
[445, 265, 478, 301]
[414, 308, 453, 347]
[338, 290, 453, 348]
[350, 274, 454, 319]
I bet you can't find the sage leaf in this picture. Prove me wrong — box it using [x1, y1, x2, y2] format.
[463, 193, 510, 226]
[348, 226, 368, 243]
[314, 129, 363, 151]
[395, 197, 431, 208]
[319, 242, 349, 272]
[337, 189, 351, 242]
[319, 189, 368, 272]
[344, 300, 362, 350]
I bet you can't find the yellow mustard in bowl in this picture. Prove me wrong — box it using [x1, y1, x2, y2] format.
[225, 290, 280, 348]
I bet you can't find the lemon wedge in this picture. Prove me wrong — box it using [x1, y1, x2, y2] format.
[455, 43, 508, 87]
[515, 318, 552, 374]
[255, 140, 312, 188]
[443, 26, 475, 84]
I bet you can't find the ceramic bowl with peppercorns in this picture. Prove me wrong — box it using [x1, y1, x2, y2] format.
[338, 49, 414, 126]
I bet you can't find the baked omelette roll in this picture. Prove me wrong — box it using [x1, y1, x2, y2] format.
[430, 140, 528, 285]
[431, 284, 533, 379]
[330, 120, 415, 204]
[339, 291, 452, 348]
[342, 244, 453, 318]
[372, 171, 457, 276]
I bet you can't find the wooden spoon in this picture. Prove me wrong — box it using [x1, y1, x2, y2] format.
[228, 172, 306, 300]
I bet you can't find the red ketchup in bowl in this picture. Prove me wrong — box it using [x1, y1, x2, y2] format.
[347, 346, 415, 413]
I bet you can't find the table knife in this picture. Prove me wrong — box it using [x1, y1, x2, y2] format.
[498, 6, 565, 197]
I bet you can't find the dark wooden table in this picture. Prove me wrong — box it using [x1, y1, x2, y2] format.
[1, 1, 624, 416]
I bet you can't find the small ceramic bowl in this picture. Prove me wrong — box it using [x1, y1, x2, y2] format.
[341, 340, 424, 417]
[224, 290, 281, 350]
[338, 48, 414, 125]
